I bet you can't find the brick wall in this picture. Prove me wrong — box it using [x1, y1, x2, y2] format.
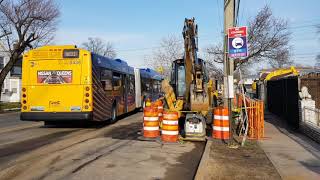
[300, 73, 320, 109]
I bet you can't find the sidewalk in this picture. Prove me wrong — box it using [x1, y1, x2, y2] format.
[259, 112, 320, 180]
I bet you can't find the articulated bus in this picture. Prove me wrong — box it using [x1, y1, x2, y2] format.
[20, 45, 162, 124]
[138, 68, 162, 108]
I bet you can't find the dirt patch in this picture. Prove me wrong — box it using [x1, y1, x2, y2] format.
[163, 142, 206, 180]
[204, 140, 281, 180]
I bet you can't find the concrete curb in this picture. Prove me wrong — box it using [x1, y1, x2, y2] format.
[194, 140, 212, 180]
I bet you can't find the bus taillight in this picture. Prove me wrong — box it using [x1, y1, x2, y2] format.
[84, 86, 91, 110]
[22, 87, 28, 110]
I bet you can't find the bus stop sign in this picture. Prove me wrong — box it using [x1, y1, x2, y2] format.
[228, 26, 248, 58]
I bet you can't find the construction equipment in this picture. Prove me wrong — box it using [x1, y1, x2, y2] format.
[264, 66, 298, 81]
[162, 18, 216, 140]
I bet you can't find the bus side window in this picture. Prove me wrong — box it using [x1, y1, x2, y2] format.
[146, 81, 150, 92]
[101, 69, 112, 91]
[153, 81, 158, 93]
[129, 75, 135, 95]
[112, 72, 121, 91]
[141, 78, 148, 92]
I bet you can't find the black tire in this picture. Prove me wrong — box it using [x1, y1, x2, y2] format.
[110, 105, 117, 124]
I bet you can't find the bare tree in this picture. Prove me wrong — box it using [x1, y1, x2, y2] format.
[207, 5, 292, 69]
[0, 0, 59, 93]
[200, 52, 223, 80]
[81, 37, 116, 59]
[145, 35, 183, 78]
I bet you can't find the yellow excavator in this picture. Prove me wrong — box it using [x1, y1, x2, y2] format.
[161, 18, 217, 140]
[264, 66, 299, 81]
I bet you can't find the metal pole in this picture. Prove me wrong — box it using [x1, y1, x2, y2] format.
[223, 0, 235, 143]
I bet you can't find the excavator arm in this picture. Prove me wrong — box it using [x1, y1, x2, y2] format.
[265, 66, 298, 81]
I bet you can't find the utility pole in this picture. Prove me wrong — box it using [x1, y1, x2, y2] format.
[223, 0, 235, 142]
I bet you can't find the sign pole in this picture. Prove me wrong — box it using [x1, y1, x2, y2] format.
[224, 0, 235, 144]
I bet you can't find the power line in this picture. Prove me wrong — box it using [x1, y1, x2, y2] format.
[294, 52, 319, 56]
[290, 18, 320, 25]
[289, 23, 320, 29]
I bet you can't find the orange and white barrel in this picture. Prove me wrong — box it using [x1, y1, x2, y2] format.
[157, 100, 164, 122]
[143, 107, 160, 138]
[212, 107, 230, 140]
[162, 111, 179, 142]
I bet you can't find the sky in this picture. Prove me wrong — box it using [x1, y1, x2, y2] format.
[54, 0, 320, 69]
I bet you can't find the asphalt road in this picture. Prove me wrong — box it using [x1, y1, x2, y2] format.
[0, 112, 205, 180]
[0, 112, 35, 128]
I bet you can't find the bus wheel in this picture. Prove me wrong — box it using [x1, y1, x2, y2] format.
[110, 105, 117, 123]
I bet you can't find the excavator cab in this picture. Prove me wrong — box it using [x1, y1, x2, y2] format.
[170, 57, 209, 109]
[170, 59, 186, 99]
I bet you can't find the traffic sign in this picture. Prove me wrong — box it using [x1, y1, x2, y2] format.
[228, 26, 248, 58]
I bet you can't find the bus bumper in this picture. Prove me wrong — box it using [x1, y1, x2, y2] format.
[20, 112, 93, 121]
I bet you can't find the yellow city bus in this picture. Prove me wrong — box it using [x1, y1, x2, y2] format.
[20, 45, 138, 124]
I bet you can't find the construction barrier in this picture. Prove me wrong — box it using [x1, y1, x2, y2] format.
[237, 94, 265, 139]
[143, 107, 160, 138]
[145, 98, 152, 107]
[212, 107, 230, 140]
[162, 111, 179, 142]
[154, 100, 164, 123]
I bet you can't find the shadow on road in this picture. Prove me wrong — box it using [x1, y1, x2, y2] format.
[42, 110, 140, 129]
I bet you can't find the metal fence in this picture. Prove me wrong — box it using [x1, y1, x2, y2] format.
[302, 107, 320, 127]
[300, 107, 320, 143]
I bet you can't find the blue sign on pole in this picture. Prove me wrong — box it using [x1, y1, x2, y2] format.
[228, 26, 248, 58]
